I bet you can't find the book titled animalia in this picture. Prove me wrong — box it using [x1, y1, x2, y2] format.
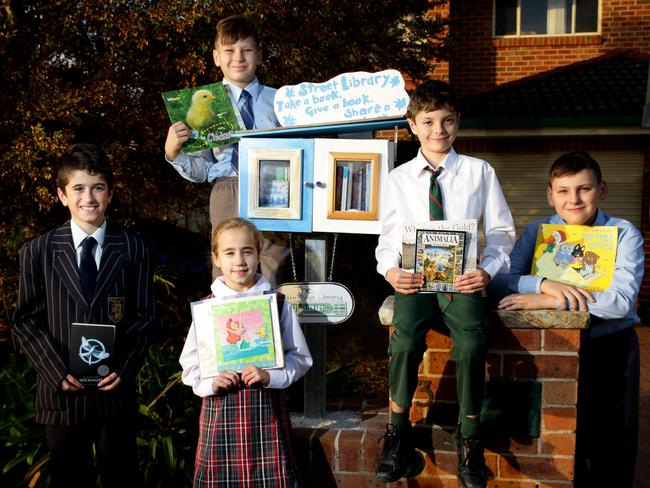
[415, 229, 467, 293]
[402, 219, 477, 272]
[161, 82, 245, 154]
[190, 294, 284, 379]
[531, 223, 618, 292]
[69, 322, 116, 386]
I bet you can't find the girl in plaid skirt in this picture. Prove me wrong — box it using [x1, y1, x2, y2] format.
[180, 218, 313, 487]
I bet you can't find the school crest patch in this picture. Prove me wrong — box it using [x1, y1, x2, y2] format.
[108, 297, 125, 323]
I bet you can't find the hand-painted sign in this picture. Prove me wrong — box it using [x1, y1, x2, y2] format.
[274, 70, 408, 126]
[276, 282, 355, 324]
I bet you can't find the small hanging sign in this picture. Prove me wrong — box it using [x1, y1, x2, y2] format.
[276, 282, 355, 324]
[274, 69, 408, 127]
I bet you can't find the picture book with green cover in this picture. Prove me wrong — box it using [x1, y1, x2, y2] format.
[161, 82, 245, 154]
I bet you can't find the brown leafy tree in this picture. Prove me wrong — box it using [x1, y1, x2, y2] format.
[0, 2, 447, 484]
[0, 0, 447, 331]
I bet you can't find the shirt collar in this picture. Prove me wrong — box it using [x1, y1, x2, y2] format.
[70, 219, 107, 249]
[413, 147, 458, 178]
[223, 76, 261, 101]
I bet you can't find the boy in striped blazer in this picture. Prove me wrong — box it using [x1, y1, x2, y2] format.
[12, 143, 155, 487]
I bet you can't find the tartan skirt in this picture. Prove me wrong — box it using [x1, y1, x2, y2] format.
[194, 384, 301, 487]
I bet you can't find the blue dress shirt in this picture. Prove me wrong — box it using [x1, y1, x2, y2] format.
[489, 209, 644, 337]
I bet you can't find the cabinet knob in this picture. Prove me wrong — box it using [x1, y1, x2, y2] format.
[315, 181, 326, 188]
[304, 181, 314, 189]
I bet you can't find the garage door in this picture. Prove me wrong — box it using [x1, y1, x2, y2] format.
[472, 150, 644, 234]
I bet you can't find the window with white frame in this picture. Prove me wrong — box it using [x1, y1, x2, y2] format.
[494, 0, 599, 36]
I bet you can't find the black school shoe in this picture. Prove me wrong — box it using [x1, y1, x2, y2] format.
[455, 429, 488, 488]
[375, 424, 425, 483]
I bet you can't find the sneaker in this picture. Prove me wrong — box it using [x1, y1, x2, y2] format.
[375, 424, 425, 483]
[455, 429, 488, 488]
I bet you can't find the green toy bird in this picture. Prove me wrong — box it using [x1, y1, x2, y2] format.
[186, 89, 218, 130]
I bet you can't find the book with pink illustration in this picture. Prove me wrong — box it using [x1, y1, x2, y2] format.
[190, 293, 284, 379]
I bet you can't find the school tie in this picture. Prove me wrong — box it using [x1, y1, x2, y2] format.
[80, 236, 97, 302]
[428, 167, 444, 221]
[230, 90, 255, 171]
[427, 167, 453, 304]
[239, 90, 255, 130]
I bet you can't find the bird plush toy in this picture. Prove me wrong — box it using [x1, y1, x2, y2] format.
[186, 89, 218, 130]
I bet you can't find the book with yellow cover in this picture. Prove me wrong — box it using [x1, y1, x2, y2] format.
[531, 224, 618, 292]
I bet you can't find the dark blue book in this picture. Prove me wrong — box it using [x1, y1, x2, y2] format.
[69, 322, 116, 386]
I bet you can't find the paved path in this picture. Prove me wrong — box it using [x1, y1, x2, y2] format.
[635, 324, 650, 487]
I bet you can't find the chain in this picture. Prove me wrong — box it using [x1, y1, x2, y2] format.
[287, 232, 338, 282]
[328, 233, 338, 282]
[288, 233, 298, 282]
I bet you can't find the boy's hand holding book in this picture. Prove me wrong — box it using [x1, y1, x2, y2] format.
[60, 374, 83, 392]
[165, 121, 191, 161]
[453, 268, 491, 294]
[386, 268, 424, 294]
[97, 372, 122, 391]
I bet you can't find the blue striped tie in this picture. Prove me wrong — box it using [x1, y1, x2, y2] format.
[230, 90, 255, 171]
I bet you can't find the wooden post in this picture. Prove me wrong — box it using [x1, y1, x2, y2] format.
[303, 235, 327, 418]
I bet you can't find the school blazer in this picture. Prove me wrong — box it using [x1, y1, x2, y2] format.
[12, 220, 155, 426]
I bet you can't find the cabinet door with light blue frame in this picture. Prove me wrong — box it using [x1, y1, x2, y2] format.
[238, 137, 314, 232]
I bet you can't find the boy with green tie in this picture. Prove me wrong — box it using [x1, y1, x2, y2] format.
[375, 80, 515, 487]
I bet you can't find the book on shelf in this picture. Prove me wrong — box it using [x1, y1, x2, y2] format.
[345, 163, 353, 210]
[415, 229, 467, 293]
[335, 164, 344, 210]
[69, 322, 116, 386]
[531, 223, 618, 292]
[190, 293, 284, 379]
[340, 165, 350, 210]
[402, 219, 478, 273]
[161, 82, 245, 154]
[363, 164, 371, 211]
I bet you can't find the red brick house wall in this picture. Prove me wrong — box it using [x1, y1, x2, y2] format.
[444, 0, 650, 97]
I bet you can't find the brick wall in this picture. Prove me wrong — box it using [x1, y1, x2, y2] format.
[428, 2, 451, 82]
[409, 324, 580, 485]
[294, 311, 587, 486]
[446, 0, 650, 96]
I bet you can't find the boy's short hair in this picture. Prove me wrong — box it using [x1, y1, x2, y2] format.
[56, 143, 114, 190]
[211, 217, 264, 255]
[214, 15, 259, 48]
[407, 79, 458, 119]
[549, 151, 602, 185]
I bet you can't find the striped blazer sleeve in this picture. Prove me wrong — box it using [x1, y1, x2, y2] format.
[12, 234, 68, 390]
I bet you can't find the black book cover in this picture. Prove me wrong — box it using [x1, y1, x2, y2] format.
[69, 322, 116, 386]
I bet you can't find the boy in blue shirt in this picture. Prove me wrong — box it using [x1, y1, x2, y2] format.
[164, 15, 288, 284]
[375, 80, 515, 487]
[490, 151, 643, 487]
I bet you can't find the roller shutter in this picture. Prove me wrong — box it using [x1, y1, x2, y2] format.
[472, 150, 644, 233]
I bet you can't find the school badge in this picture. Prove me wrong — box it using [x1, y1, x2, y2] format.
[108, 297, 125, 323]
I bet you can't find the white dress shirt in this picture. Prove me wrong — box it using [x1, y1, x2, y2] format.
[70, 218, 107, 268]
[376, 148, 515, 279]
[179, 274, 313, 397]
